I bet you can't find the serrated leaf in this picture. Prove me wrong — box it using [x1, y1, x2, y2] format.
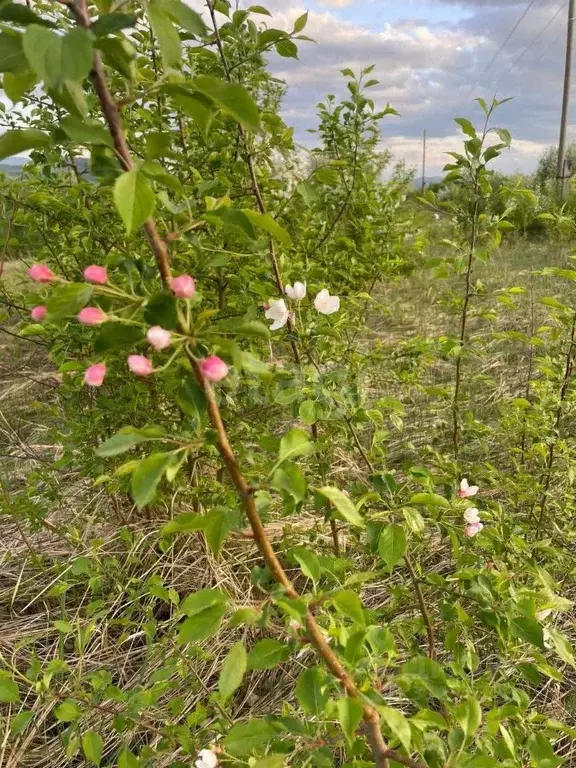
[278, 428, 312, 463]
[55, 699, 82, 721]
[548, 628, 576, 667]
[178, 603, 226, 643]
[204, 507, 235, 556]
[295, 667, 327, 715]
[318, 486, 364, 528]
[292, 546, 321, 582]
[60, 116, 113, 147]
[455, 117, 476, 138]
[243, 210, 291, 246]
[378, 523, 406, 571]
[399, 656, 447, 698]
[337, 696, 362, 743]
[158, 0, 207, 35]
[247, 639, 289, 670]
[219, 642, 246, 701]
[46, 283, 93, 320]
[3, 70, 36, 103]
[510, 616, 544, 649]
[224, 720, 278, 756]
[0, 674, 19, 704]
[0, 128, 50, 160]
[145, 0, 181, 67]
[454, 697, 481, 739]
[131, 452, 174, 508]
[275, 38, 298, 58]
[379, 705, 412, 752]
[0, 32, 26, 73]
[10, 710, 34, 736]
[117, 749, 139, 768]
[96, 426, 163, 458]
[191, 75, 260, 132]
[82, 731, 103, 766]
[409, 492, 449, 507]
[114, 170, 156, 234]
[332, 590, 365, 626]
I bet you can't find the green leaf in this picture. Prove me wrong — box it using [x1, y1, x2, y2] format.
[378, 524, 406, 571]
[253, 757, 285, 768]
[117, 749, 139, 768]
[275, 39, 298, 58]
[91, 13, 137, 37]
[510, 617, 545, 649]
[60, 116, 113, 147]
[548, 627, 576, 667]
[178, 603, 226, 643]
[157, 0, 207, 35]
[61, 28, 93, 82]
[204, 507, 235, 556]
[10, 710, 34, 736]
[141, 160, 182, 193]
[96, 37, 136, 80]
[145, 0, 181, 67]
[96, 426, 163, 458]
[455, 117, 476, 138]
[318, 486, 364, 528]
[278, 428, 312, 463]
[337, 696, 362, 743]
[224, 719, 278, 757]
[180, 588, 227, 616]
[332, 590, 365, 626]
[409, 492, 449, 507]
[0, 129, 50, 160]
[161, 512, 205, 535]
[131, 452, 174, 508]
[235, 320, 271, 340]
[247, 639, 289, 670]
[82, 730, 103, 766]
[292, 546, 321, 582]
[46, 283, 93, 320]
[295, 667, 327, 715]
[399, 656, 447, 698]
[94, 323, 142, 353]
[378, 705, 412, 752]
[191, 75, 260, 132]
[55, 699, 82, 722]
[0, 32, 26, 73]
[454, 697, 481, 739]
[3, 70, 37, 103]
[53, 620, 73, 632]
[243, 210, 291, 245]
[271, 465, 307, 503]
[165, 85, 214, 137]
[293, 11, 308, 32]
[0, 673, 19, 704]
[144, 292, 179, 330]
[219, 641, 247, 701]
[248, 5, 272, 14]
[114, 170, 156, 234]
[0, 4, 53, 27]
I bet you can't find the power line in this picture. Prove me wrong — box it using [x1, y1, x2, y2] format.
[483, 0, 540, 76]
[500, 0, 567, 79]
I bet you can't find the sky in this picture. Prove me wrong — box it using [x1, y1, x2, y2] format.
[241, 0, 573, 177]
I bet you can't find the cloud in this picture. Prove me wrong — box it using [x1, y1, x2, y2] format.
[316, 0, 354, 7]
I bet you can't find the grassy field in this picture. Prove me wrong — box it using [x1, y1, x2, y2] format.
[2, 240, 576, 765]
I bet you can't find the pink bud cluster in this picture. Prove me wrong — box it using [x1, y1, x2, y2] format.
[28, 265, 228, 389]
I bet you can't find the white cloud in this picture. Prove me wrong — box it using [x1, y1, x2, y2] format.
[317, 0, 354, 7]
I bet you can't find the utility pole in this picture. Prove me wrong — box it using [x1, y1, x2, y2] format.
[421, 129, 426, 193]
[557, 0, 575, 198]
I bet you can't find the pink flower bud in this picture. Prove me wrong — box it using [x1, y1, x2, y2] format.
[30, 305, 47, 322]
[465, 522, 483, 537]
[146, 325, 172, 351]
[128, 354, 153, 377]
[84, 362, 106, 387]
[28, 264, 55, 283]
[83, 265, 108, 285]
[78, 307, 107, 325]
[171, 274, 196, 299]
[200, 355, 228, 382]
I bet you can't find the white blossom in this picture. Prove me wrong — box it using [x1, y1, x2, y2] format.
[285, 281, 306, 301]
[265, 298, 289, 330]
[463, 507, 481, 525]
[314, 289, 340, 315]
[195, 750, 218, 768]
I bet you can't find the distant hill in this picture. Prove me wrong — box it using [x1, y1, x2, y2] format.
[0, 160, 25, 178]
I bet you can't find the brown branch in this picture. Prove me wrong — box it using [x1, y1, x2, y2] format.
[404, 553, 436, 660]
[72, 5, 429, 764]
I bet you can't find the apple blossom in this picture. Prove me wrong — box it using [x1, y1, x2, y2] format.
[78, 307, 107, 325]
[84, 363, 107, 387]
[195, 750, 218, 768]
[200, 355, 228, 382]
[28, 263, 55, 283]
[465, 522, 483, 537]
[146, 326, 172, 351]
[285, 281, 306, 300]
[314, 288, 340, 315]
[458, 478, 479, 498]
[265, 298, 289, 330]
[171, 274, 195, 298]
[128, 355, 153, 376]
[463, 507, 481, 524]
[31, 306, 47, 322]
[83, 265, 108, 284]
